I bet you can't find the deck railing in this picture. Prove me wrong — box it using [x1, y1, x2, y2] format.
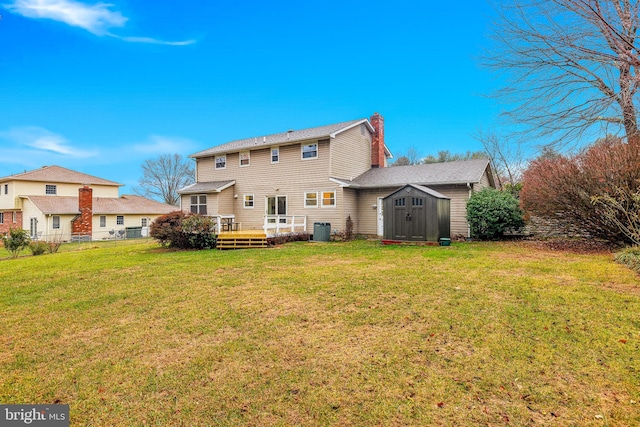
[263, 215, 307, 236]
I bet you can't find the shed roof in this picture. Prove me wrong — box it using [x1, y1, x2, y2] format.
[0, 165, 122, 186]
[189, 118, 387, 158]
[24, 195, 178, 215]
[339, 159, 493, 188]
[178, 180, 235, 195]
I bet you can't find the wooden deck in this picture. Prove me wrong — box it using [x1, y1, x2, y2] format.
[217, 230, 267, 250]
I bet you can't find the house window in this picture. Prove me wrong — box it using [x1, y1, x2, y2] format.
[322, 191, 336, 207]
[12, 212, 16, 223]
[3, 184, 7, 195]
[244, 194, 254, 208]
[52, 216, 60, 229]
[100, 216, 106, 227]
[271, 147, 279, 163]
[45, 184, 57, 195]
[302, 143, 318, 159]
[304, 191, 318, 207]
[117, 216, 124, 225]
[190, 195, 207, 214]
[0, 213, 3, 224]
[239, 151, 250, 167]
[215, 155, 226, 169]
[141, 218, 148, 227]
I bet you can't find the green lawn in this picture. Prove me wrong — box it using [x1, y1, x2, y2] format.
[1, 239, 639, 426]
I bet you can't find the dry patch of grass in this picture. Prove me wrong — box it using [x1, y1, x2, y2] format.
[0, 240, 639, 425]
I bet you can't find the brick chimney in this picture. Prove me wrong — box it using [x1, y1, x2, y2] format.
[370, 112, 385, 168]
[72, 186, 93, 238]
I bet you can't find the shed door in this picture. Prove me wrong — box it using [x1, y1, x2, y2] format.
[392, 197, 408, 239]
[391, 195, 426, 241]
[409, 197, 426, 240]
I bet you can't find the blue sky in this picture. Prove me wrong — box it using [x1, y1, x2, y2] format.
[0, 0, 500, 194]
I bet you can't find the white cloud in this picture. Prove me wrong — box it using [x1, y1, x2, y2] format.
[3, 0, 196, 45]
[0, 126, 99, 158]
[133, 135, 197, 154]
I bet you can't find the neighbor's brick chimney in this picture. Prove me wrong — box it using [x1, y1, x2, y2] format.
[370, 112, 385, 168]
[72, 185, 93, 238]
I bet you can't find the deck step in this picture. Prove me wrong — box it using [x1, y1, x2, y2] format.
[217, 233, 267, 250]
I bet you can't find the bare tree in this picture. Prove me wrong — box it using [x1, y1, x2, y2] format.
[135, 154, 194, 206]
[473, 129, 525, 187]
[486, 0, 640, 147]
[422, 150, 487, 164]
[391, 146, 423, 166]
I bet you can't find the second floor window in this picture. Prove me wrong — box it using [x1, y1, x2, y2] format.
[239, 152, 250, 167]
[215, 155, 226, 169]
[271, 147, 279, 163]
[302, 143, 318, 159]
[4, 184, 7, 195]
[191, 195, 207, 214]
[45, 184, 57, 195]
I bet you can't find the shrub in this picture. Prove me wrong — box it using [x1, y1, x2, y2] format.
[267, 232, 310, 246]
[1, 228, 30, 258]
[29, 241, 49, 256]
[150, 211, 217, 249]
[521, 136, 640, 244]
[466, 188, 525, 240]
[181, 214, 217, 249]
[614, 247, 640, 274]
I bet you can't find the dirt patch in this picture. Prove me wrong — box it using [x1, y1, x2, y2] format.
[516, 239, 613, 254]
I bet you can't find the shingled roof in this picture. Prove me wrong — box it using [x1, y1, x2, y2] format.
[337, 159, 494, 188]
[0, 165, 122, 187]
[24, 195, 177, 215]
[190, 118, 374, 158]
[178, 180, 235, 195]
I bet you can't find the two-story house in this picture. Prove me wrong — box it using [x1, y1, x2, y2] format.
[180, 113, 495, 239]
[0, 166, 177, 241]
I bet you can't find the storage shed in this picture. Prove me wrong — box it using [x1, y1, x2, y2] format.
[383, 184, 450, 242]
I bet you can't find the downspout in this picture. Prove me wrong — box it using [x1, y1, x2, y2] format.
[467, 183, 473, 239]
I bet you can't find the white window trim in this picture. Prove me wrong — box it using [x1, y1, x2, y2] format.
[116, 215, 124, 226]
[190, 195, 207, 215]
[271, 147, 280, 164]
[321, 190, 336, 208]
[244, 194, 254, 209]
[215, 155, 226, 170]
[100, 215, 107, 228]
[301, 143, 318, 160]
[304, 191, 318, 208]
[45, 184, 57, 195]
[52, 215, 61, 229]
[239, 151, 250, 167]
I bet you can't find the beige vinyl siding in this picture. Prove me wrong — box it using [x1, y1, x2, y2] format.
[330, 125, 371, 180]
[341, 187, 359, 233]
[356, 188, 389, 235]
[196, 140, 339, 230]
[474, 168, 491, 191]
[0, 181, 118, 210]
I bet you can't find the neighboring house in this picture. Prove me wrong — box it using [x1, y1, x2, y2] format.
[180, 113, 496, 238]
[0, 166, 177, 241]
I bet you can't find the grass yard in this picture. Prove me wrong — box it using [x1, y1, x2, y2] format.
[1, 239, 639, 426]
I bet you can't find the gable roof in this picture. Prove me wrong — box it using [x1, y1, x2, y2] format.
[23, 195, 177, 215]
[178, 180, 235, 195]
[0, 165, 122, 187]
[336, 159, 494, 188]
[190, 118, 376, 158]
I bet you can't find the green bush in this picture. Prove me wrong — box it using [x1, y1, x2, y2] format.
[29, 241, 49, 256]
[1, 228, 31, 258]
[150, 211, 217, 249]
[614, 247, 640, 274]
[466, 188, 525, 240]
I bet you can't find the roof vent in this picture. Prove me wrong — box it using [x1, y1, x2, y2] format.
[287, 130, 293, 140]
